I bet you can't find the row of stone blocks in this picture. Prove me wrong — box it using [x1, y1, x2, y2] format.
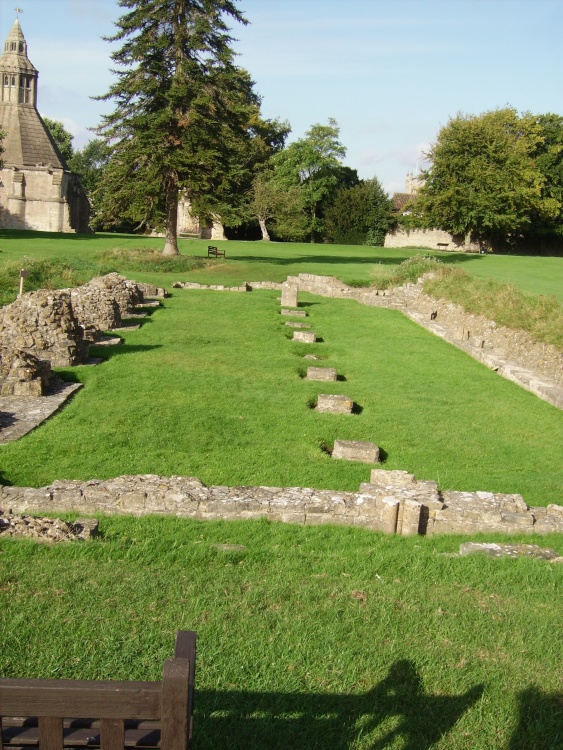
[0, 274, 166, 396]
[281, 281, 380, 460]
[2, 470, 561, 536]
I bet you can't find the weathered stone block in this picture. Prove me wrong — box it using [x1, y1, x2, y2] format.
[281, 282, 298, 308]
[370, 469, 415, 486]
[400, 500, 422, 536]
[293, 331, 316, 343]
[316, 394, 353, 414]
[306, 367, 337, 382]
[332, 439, 380, 463]
[281, 309, 306, 317]
[285, 321, 310, 329]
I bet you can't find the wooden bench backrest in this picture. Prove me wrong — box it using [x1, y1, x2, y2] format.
[0, 630, 196, 750]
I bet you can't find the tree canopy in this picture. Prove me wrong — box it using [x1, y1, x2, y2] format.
[43, 117, 74, 164]
[324, 178, 394, 246]
[96, 0, 269, 254]
[270, 119, 350, 242]
[412, 107, 559, 248]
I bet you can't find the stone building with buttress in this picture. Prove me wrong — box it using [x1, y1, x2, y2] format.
[0, 17, 89, 233]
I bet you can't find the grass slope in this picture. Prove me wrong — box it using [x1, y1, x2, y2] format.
[1, 517, 562, 749]
[1, 289, 561, 506]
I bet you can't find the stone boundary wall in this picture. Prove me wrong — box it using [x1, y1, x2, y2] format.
[2, 471, 562, 536]
[172, 274, 563, 409]
[384, 227, 480, 252]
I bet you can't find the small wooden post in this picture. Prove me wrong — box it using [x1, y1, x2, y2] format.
[18, 269, 29, 297]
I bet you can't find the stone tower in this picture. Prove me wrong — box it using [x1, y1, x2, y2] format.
[0, 17, 90, 233]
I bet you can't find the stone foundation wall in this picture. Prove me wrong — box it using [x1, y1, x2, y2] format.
[2, 471, 561, 536]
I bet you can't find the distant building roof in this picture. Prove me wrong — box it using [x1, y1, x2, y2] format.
[391, 192, 417, 213]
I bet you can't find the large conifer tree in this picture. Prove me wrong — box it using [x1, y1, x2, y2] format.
[97, 0, 260, 254]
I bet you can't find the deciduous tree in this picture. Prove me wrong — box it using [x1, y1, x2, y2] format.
[324, 178, 394, 246]
[43, 117, 74, 163]
[412, 108, 558, 247]
[271, 119, 347, 242]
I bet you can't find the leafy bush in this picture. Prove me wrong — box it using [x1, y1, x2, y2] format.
[370, 255, 443, 289]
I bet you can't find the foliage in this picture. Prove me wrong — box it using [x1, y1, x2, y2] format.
[324, 178, 394, 246]
[524, 112, 563, 243]
[67, 139, 112, 223]
[95, 0, 263, 255]
[43, 117, 74, 164]
[412, 108, 559, 247]
[271, 119, 349, 242]
[246, 172, 307, 241]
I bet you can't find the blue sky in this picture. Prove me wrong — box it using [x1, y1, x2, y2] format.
[3, 0, 562, 193]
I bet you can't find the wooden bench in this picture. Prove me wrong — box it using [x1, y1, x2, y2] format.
[0, 630, 196, 750]
[207, 245, 225, 258]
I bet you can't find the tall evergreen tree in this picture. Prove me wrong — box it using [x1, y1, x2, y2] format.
[97, 0, 261, 254]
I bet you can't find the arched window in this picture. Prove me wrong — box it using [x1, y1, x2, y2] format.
[18, 42, 24, 53]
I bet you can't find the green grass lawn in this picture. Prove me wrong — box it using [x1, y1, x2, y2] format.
[1, 289, 561, 506]
[0, 231, 562, 749]
[1, 229, 561, 299]
[1, 516, 562, 749]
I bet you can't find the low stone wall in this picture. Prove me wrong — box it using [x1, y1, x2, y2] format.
[0, 289, 89, 367]
[2, 471, 561, 536]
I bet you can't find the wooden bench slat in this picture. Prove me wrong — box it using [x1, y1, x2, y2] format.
[38, 718, 62, 750]
[3, 725, 162, 748]
[1, 631, 196, 750]
[0, 681, 161, 720]
[99, 719, 123, 750]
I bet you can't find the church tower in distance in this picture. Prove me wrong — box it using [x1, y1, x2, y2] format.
[0, 17, 90, 232]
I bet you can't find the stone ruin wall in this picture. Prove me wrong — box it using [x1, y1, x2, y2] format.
[0, 346, 57, 396]
[2, 470, 562, 538]
[0, 274, 166, 395]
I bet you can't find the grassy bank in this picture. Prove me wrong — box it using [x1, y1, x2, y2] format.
[1, 516, 561, 749]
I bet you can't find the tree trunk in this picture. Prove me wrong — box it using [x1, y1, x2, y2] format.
[162, 177, 180, 255]
[258, 216, 270, 241]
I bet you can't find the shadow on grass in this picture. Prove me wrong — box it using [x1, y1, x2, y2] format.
[508, 686, 563, 750]
[86, 343, 163, 361]
[196, 660, 483, 749]
[226, 253, 489, 268]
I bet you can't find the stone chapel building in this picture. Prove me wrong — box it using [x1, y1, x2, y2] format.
[0, 18, 90, 233]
